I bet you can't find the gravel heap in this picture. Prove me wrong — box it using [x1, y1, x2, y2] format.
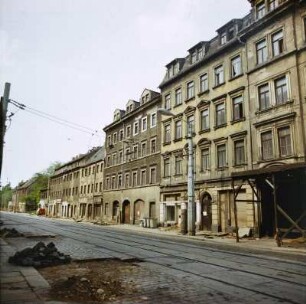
[8, 241, 71, 267]
[0, 227, 24, 237]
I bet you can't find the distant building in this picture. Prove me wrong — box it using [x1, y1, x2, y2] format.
[48, 146, 105, 220]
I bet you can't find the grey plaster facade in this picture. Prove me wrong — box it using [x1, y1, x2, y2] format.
[103, 89, 162, 225]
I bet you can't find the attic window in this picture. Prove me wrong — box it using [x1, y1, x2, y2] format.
[142, 94, 149, 104]
[256, 1, 266, 19]
[228, 27, 235, 40]
[190, 47, 204, 64]
[221, 32, 227, 45]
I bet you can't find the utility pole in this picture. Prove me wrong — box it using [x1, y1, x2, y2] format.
[0, 83, 11, 179]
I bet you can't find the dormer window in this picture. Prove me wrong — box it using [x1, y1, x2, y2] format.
[191, 52, 197, 64]
[256, 1, 266, 19]
[221, 32, 227, 45]
[228, 27, 235, 40]
[188, 42, 205, 64]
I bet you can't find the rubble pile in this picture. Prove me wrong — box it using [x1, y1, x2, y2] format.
[8, 241, 71, 267]
[0, 227, 24, 238]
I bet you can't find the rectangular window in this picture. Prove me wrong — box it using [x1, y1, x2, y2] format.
[187, 115, 195, 135]
[118, 175, 122, 188]
[234, 140, 245, 165]
[142, 117, 147, 132]
[258, 83, 270, 110]
[119, 129, 124, 141]
[132, 171, 137, 187]
[113, 132, 117, 144]
[111, 177, 116, 189]
[112, 153, 117, 166]
[214, 65, 224, 86]
[107, 135, 112, 147]
[125, 173, 130, 188]
[151, 138, 156, 153]
[269, 0, 277, 11]
[232, 95, 244, 121]
[175, 88, 182, 106]
[278, 127, 292, 157]
[133, 145, 138, 159]
[228, 27, 235, 40]
[150, 167, 156, 184]
[141, 170, 146, 185]
[125, 148, 130, 162]
[166, 206, 175, 221]
[261, 131, 273, 159]
[164, 158, 170, 177]
[201, 109, 209, 131]
[216, 103, 226, 126]
[151, 113, 157, 127]
[175, 155, 182, 175]
[119, 150, 123, 163]
[187, 81, 195, 99]
[164, 124, 171, 143]
[175, 120, 182, 140]
[141, 142, 147, 157]
[126, 125, 131, 137]
[133, 121, 139, 135]
[256, 1, 266, 19]
[200, 73, 208, 92]
[191, 52, 197, 64]
[217, 144, 226, 168]
[231, 55, 242, 78]
[275, 76, 288, 105]
[272, 30, 284, 57]
[256, 39, 268, 64]
[201, 148, 210, 171]
[165, 94, 171, 110]
[198, 47, 203, 59]
[221, 32, 227, 45]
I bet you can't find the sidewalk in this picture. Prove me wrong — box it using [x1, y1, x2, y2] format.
[0, 238, 70, 304]
[105, 223, 306, 257]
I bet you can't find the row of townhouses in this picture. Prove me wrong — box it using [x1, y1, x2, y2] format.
[14, 0, 306, 240]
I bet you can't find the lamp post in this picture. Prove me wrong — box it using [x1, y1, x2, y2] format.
[157, 108, 196, 236]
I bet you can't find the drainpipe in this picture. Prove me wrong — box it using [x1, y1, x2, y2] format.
[292, 5, 306, 160]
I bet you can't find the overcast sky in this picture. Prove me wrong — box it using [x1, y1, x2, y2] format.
[0, 0, 250, 187]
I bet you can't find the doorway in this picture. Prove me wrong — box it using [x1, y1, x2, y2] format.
[122, 200, 130, 224]
[201, 192, 212, 230]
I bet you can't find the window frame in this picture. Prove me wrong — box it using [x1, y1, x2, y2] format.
[214, 65, 224, 86]
[199, 73, 208, 92]
[216, 144, 227, 168]
[186, 81, 195, 100]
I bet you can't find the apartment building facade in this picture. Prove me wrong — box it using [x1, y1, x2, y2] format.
[103, 89, 162, 225]
[48, 146, 105, 220]
[158, 0, 306, 235]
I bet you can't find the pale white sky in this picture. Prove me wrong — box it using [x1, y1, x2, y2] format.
[0, 0, 250, 187]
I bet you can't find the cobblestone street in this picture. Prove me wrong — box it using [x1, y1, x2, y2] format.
[1, 212, 306, 303]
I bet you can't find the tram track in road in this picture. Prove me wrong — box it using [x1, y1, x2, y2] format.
[2, 212, 306, 303]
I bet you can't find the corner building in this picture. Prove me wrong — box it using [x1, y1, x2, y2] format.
[103, 89, 162, 225]
[158, 0, 306, 235]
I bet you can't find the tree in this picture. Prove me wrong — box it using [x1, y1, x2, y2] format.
[0, 183, 12, 209]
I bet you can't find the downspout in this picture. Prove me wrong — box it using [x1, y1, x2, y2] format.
[292, 4, 306, 161]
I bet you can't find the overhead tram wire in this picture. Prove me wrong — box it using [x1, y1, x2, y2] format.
[8, 99, 101, 137]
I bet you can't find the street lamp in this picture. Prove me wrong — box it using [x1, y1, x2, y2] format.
[157, 108, 196, 236]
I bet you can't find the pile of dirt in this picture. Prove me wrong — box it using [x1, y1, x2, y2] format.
[8, 241, 71, 267]
[0, 227, 24, 237]
[38, 259, 141, 303]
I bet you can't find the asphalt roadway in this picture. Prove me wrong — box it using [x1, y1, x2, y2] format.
[1, 212, 306, 304]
